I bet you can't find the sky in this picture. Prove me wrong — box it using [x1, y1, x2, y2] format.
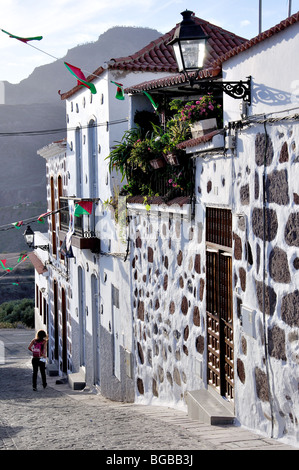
[0, 0, 298, 84]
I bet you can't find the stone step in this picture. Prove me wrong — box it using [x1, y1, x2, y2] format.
[186, 389, 235, 425]
[46, 363, 59, 377]
[68, 371, 86, 390]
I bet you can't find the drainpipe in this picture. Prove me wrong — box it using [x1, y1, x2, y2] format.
[262, 120, 275, 437]
[259, 0, 262, 34]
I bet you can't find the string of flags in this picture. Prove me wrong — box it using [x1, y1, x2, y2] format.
[0, 254, 29, 284]
[0, 28, 159, 110]
[0, 200, 94, 272]
[0, 200, 93, 235]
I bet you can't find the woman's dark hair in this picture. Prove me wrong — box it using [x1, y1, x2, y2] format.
[36, 330, 47, 341]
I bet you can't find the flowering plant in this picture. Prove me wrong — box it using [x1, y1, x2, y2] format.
[167, 170, 185, 191]
[128, 138, 158, 171]
[178, 95, 221, 124]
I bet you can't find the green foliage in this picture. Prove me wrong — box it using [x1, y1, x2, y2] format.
[0, 298, 35, 328]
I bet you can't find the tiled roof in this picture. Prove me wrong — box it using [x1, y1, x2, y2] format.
[60, 15, 246, 100]
[108, 17, 246, 73]
[125, 11, 299, 95]
[28, 252, 48, 275]
[127, 195, 190, 207]
[177, 130, 223, 149]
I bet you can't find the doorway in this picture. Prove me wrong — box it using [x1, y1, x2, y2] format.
[61, 287, 67, 373]
[91, 274, 100, 385]
[53, 280, 59, 361]
[78, 266, 86, 367]
[206, 207, 234, 400]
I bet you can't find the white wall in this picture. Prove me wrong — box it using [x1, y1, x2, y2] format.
[223, 22, 299, 123]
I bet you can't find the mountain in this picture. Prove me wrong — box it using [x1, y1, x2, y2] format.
[0, 27, 162, 253]
[4, 26, 162, 105]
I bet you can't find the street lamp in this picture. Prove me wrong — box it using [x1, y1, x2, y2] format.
[23, 225, 49, 251]
[168, 10, 209, 79]
[169, 10, 251, 104]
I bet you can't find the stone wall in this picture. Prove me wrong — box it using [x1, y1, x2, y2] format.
[128, 120, 299, 444]
[129, 210, 206, 408]
[233, 122, 299, 442]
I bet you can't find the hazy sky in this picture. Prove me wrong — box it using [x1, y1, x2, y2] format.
[0, 0, 298, 84]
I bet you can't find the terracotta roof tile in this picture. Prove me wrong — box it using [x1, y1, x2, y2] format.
[177, 130, 223, 150]
[60, 15, 246, 100]
[28, 252, 48, 275]
[127, 195, 190, 207]
[125, 11, 299, 96]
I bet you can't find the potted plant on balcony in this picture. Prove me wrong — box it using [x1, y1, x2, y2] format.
[128, 138, 165, 171]
[162, 119, 190, 165]
[171, 95, 222, 139]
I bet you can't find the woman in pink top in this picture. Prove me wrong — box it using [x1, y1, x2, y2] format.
[28, 329, 48, 391]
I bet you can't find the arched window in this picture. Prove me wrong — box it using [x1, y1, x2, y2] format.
[50, 177, 57, 255]
[88, 119, 98, 198]
[78, 266, 86, 367]
[75, 126, 82, 198]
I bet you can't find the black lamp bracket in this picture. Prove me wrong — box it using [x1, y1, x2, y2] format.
[34, 245, 50, 251]
[188, 75, 252, 105]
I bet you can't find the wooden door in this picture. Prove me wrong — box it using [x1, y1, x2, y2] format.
[206, 208, 233, 399]
[61, 287, 67, 373]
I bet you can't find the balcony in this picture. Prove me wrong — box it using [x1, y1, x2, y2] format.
[59, 197, 101, 252]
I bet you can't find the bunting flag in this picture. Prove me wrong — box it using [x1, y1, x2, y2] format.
[64, 62, 97, 94]
[18, 254, 28, 263]
[74, 201, 93, 217]
[0, 260, 13, 271]
[1, 29, 43, 43]
[37, 212, 50, 224]
[12, 221, 23, 230]
[143, 91, 158, 111]
[111, 81, 125, 100]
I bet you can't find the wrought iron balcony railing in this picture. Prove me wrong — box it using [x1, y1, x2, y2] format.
[59, 197, 101, 252]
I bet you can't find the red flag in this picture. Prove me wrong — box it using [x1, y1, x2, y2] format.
[64, 62, 97, 94]
[74, 201, 93, 216]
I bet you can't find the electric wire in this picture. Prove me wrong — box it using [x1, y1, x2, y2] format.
[0, 205, 68, 232]
[0, 118, 128, 138]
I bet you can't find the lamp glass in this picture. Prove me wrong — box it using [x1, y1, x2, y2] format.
[24, 227, 34, 247]
[179, 39, 206, 70]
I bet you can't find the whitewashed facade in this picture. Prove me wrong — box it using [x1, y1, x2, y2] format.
[126, 15, 299, 447]
[36, 140, 71, 375]
[62, 65, 178, 398]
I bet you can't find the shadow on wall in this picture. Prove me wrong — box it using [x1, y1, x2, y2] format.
[253, 82, 299, 107]
[100, 325, 135, 403]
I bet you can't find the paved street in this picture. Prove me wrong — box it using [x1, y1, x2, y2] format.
[0, 328, 297, 454]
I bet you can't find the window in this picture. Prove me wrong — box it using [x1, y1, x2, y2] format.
[50, 177, 57, 255]
[88, 119, 98, 198]
[75, 127, 83, 198]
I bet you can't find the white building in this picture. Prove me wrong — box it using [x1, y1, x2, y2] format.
[36, 17, 245, 401]
[36, 140, 70, 376]
[124, 11, 299, 447]
[32, 8, 299, 447]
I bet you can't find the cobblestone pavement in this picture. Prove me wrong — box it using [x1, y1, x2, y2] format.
[0, 330, 297, 452]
